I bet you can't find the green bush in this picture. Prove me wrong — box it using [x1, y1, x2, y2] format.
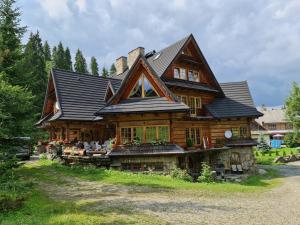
[284, 131, 300, 148]
[186, 138, 194, 148]
[282, 150, 286, 156]
[170, 168, 193, 182]
[197, 162, 214, 183]
[39, 153, 47, 160]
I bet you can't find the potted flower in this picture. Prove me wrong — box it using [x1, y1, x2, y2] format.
[186, 138, 195, 150]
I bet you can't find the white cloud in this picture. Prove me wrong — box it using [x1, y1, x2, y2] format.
[75, 0, 87, 13]
[22, 0, 300, 106]
[38, 0, 72, 20]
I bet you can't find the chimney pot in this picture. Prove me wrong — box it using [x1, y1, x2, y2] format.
[127, 47, 145, 69]
[115, 56, 127, 75]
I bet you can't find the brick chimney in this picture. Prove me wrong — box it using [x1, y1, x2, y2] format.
[115, 56, 127, 75]
[127, 47, 145, 69]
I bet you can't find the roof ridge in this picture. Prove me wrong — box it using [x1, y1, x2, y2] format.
[220, 80, 247, 85]
[154, 34, 191, 54]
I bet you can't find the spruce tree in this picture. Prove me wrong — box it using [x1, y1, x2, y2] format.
[64, 47, 73, 71]
[22, 31, 47, 117]
[43, 41, 51, 61]
[102, 67, 109, 78]
[90, 56, 99, 75]
[74, 49, 87, 73]
[53, 42, 65, 69]
[110, 63, 116, 76]
[0, 0, 27, 85]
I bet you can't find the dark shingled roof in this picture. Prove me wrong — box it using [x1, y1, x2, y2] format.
[48, 69, 122, 121]
[109, 144, 185, 156]
[96, 97, 189, 115]
[205, 81, 262, 118]
[113, 35, 189, 80]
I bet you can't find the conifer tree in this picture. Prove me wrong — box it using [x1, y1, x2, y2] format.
[90, 56, 99, 75]
[74, 49, 87, 73]
[64, 47, 73, 71]
[102, 67, 109, 78]
[0, 0, 27, 85]
[43, 41, 51, 61]
[110, 63, 116, 76]
[22, 31, 47, 117]
[53, 42, 65, 69]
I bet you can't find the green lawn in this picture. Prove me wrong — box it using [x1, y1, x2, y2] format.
[255, 147, 300, 165]
[0, 160, 282, 225]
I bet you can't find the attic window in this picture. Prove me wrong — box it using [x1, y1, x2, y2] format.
[129, 74, 159, 98]
[153, 52, 161, 60]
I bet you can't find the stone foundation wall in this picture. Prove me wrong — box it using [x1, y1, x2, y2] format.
[111, 155, 178, 171]
[212, 147, 257, 173]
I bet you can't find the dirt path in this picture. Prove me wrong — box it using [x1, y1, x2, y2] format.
[41, 162, 300, 225]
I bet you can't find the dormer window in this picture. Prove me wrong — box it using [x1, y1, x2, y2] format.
[129, 74, 158, 98]
[188, 70, 200, 82]
[174, 67, 187, 80]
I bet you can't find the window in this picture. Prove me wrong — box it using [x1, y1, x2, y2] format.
[121, 126, 170, 144]
[129, 74, 158, 98]
[231, 128, 240, 137]
[189, 97, 201, 116]
[121, 128, 132, 144]
[186, 128, 201, 145]
[133, 127, 143, 142]
[174, 67, 187, 80]
[180, 68, 187, 80]
[174, 68, 180, 79]
[177, 95, 188, 105]
[267, 123, 276, 130]
[188, 70, 200, 82]
[158, 126, 169, 141]
[240, 127, 248, 138]
[231, 127, 248, 138]
[146, 127, 156, 143]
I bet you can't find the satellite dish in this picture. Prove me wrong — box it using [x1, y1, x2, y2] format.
[224, 130, 232, 139]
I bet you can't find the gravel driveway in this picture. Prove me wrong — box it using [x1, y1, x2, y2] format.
[43, 162, 300, 225]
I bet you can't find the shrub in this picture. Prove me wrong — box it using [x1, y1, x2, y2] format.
[284, 131, 300, 148]
[282, 150, 286, 156]
[186, 139, 194, 148]
[257, 134, 271, 152]
[255, 151, 259, 157]
[39, 153, 47, 160]
[170, 168, 193, 182]
[275, 150, 279, 156]
[197, 162, 214, 183]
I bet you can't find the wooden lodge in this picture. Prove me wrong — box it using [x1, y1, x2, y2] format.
[36, 34, 262, 174]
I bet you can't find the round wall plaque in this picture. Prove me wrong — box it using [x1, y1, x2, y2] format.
[224, 130, 232, 139]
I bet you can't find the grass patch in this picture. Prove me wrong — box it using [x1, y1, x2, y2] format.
[22, 160, 281, 193]
[0, 189, 164, 225]
[255, 147, 299, 165]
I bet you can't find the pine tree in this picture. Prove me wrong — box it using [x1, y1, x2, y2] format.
[285, 82, 300, 129]
[0, 0, 27, 85]
[102, 67, 109, 78]
[64, 47, 73, 71]
[90, 56, 99, 75]
[22, 31, 48, 118]
[110, 63, 116, 76]
[43, 41, 51, 61]
[52, 46, 57, 60]
[53, 42, 65, 69]
[74, 49, 87, 73]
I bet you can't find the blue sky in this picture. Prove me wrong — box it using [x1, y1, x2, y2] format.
[18, 0, 300, 107]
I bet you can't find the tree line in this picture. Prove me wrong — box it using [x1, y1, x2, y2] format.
[0, 0, 118, 139]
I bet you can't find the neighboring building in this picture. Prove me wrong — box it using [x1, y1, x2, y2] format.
[251, 106, 293, 146]
[37, 34, 262, 173]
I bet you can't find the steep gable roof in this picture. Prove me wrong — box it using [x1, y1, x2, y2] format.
[115, 34, 224, 96]
[95, 55, 188, 115]
[205, 81, 263, 118]
[38, 68, 122, 123]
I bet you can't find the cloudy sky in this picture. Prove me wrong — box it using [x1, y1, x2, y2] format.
[18, 0, 300, 106]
